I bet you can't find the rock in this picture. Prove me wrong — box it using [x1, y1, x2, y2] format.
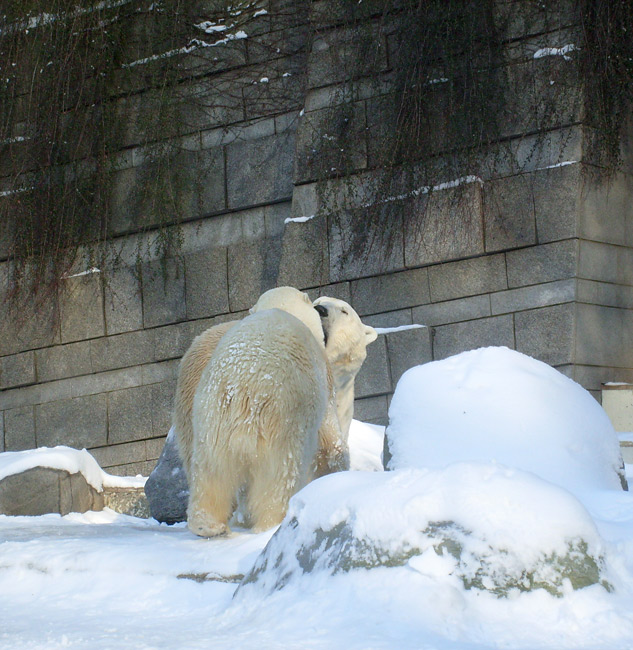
[0, 467, 104, 516]
[236, 468, 612, 600]
[144, 430, 189, 524]
[103, 486, 150, 519]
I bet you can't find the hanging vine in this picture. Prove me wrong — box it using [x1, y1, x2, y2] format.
[1, 0, 632, 312]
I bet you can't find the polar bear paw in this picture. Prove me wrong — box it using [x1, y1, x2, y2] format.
[188, 509, 229, 538]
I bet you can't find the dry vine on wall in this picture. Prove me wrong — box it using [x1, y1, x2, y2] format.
[1, 0, 632, 312]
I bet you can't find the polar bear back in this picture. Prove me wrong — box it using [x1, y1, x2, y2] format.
[191, 309, 328, 494]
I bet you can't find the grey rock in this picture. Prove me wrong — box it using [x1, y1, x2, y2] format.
[144, 431, 189, 524]
[238, 504, 609, 599]
[103, 487, 150, 519]
[0, 467, 104, 516]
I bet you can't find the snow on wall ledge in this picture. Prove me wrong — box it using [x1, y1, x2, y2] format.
[0, 446, 146, 491]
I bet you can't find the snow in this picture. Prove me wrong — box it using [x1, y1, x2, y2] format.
[533, 44, 577, 61]
[386, 346, 624, 495]
[3, 347, 633, 648]
[0, 445, 146, 490]
[284, 214, 315, 224]
[374, 323, 426, 335]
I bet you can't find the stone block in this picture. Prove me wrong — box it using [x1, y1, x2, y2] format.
[90, 439, 148, 470]
[146, 436, 166, 461]
[306, 282, 352, 305]
[151, 380, 176, 437]
[142, 257, 186, 329]
[490, 279, 576, 315]
[580, 169, 633, 247]
[412, 295, 492, 328]
[294, 101, 367, 184]
[227, 239, 274, 313]
[67, 365, 145, 400]
[533, 163, 580, 242]
[0, 281, 60, 357]
[177, 147, 226, 220]
[433, 315, 515, 360]
[153, 322, 196, 362]
[104, 265, 143, 335]
[107, 385, 154, 444]
[0, 412, 4, 452]
[577, 280, 633, 309]
[510, 126, 582, 175]
[483, 174, 537, 252]
[307, 23, 387, 89]
[351, 268, 430, 317]
[140, 360, 179, 386]
[515, 303, 575, 366]
[242, 68, 305, 122]
[0, 351, 35, 389]
[404, 182, 485, 267]
[4, 405, 36, 451]
[277, 214, 329, 290]
[36, 341, 93, 383]
[59, 272, 105, 343]
[353, 395, 389, 427]
[185, 248, 229, 320]
[171, 77, 245, 135]
[365, 309, 413, 329]
[0, 468, 103, 516]
[36, 394, 108, 449]
[429, 254, 507, 303]
[575, 304, 633, 369]
[90, 330, 155, 374]
[578, 240, 633, 286]
[386, 326, 432, 389]
[506, 240, 577, 288]
[226, 131, 295, 210]
[385, 327, 433, 390]
[355, 335, 391, 399]
[329, 207, 405, 282]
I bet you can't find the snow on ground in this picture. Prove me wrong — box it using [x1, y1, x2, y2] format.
[3, 347, 633, 649]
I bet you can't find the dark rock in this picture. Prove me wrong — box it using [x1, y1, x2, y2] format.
[144, 431, 189, 524]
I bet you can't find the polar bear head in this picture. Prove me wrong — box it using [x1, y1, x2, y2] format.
[313, 296, 377, 384]
[250, 286, 325, 346]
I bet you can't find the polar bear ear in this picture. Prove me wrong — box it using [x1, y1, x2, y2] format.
[365, 325, 378, 344]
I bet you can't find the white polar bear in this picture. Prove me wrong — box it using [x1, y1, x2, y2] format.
[188, 306, 342, 537]
[313, 296, 378, 437]
[174, 287, 330, 486]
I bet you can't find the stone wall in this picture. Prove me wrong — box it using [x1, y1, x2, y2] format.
[1, 1, 632, 475]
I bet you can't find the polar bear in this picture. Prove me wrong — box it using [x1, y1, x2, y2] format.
[313, 296, 378, 437]
[173, 287, 331, 485]
[188, 307, 342, 537]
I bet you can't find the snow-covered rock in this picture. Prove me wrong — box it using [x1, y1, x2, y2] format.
[237, 465, 611, 599]
[0, 446, 147, 517]
[385, 346, 627, 493]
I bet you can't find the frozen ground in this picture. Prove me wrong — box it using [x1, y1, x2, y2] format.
[3, 347, 633, 650]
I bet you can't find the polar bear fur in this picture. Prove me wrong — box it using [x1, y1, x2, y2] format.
[173, 287, 330, 485]
[188, 307, 342, 537]
[172, 319, 239, 485]
[313, 296, 378, 437]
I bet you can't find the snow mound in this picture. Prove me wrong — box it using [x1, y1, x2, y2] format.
[386, 346, 625, 494]
[237, 465, 610, 599]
